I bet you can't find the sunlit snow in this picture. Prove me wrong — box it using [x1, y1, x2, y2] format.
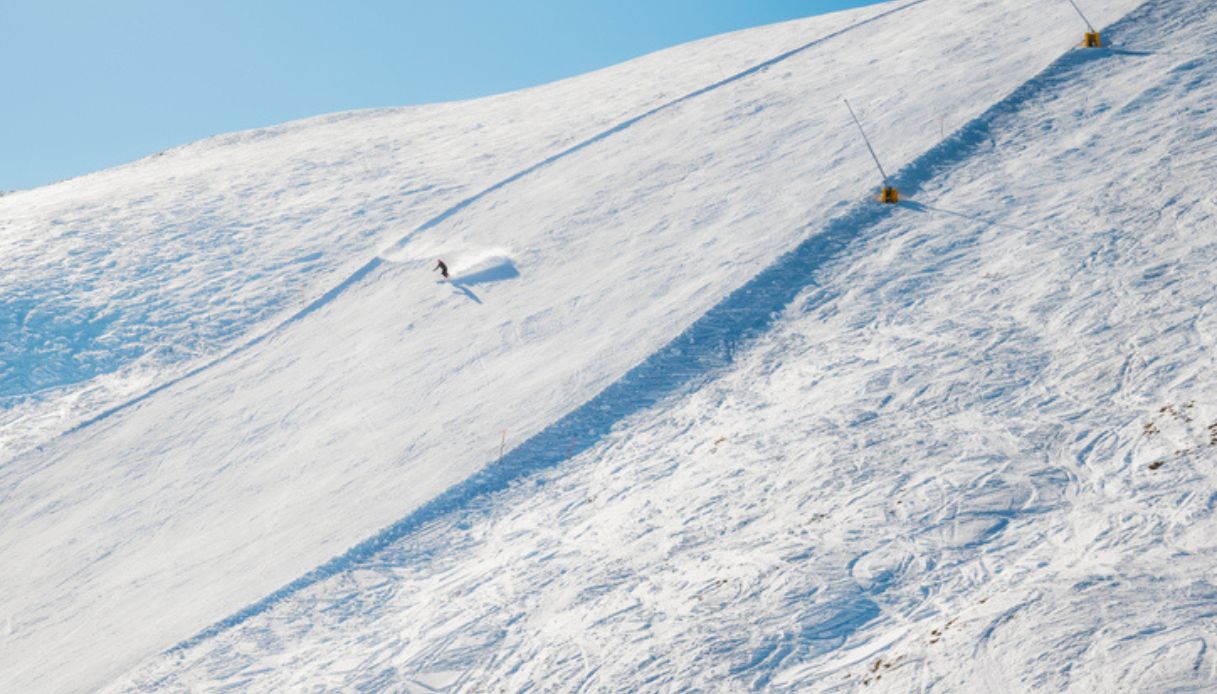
[5, 0, 1215, 691]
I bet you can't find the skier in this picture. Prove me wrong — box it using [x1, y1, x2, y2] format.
[434, 259, 449, 279]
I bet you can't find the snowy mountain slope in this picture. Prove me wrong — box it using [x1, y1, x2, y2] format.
[103, 1, 1217, 691]
[0, 0, 1154, 691]
[0, 3, 874, 463]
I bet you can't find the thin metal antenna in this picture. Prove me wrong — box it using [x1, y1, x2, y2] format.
[843, 98, 890, 187]
[1065, 0, 1096, 33]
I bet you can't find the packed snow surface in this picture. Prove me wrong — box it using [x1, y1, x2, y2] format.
[5, 0, 1216, 691]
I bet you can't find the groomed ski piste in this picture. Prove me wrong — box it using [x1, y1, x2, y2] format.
[4, 0, 1217, 690]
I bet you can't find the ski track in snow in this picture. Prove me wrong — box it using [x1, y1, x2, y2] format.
[114, 0, 1217, 691]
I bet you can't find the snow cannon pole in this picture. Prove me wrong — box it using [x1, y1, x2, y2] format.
[844, 98, 899, 204]
[1066, 0, 1102, 47]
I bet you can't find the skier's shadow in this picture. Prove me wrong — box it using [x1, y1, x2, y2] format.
[441, 261, 521, 304]
[450, 283, 483, 304]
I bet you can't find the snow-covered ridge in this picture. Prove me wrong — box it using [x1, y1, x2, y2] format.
[2, 0, 1184, 690]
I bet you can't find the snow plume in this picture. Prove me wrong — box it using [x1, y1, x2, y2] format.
[380, 243, 519, 283]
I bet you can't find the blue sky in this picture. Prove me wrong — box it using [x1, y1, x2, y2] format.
[3, 1, 883, 191]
